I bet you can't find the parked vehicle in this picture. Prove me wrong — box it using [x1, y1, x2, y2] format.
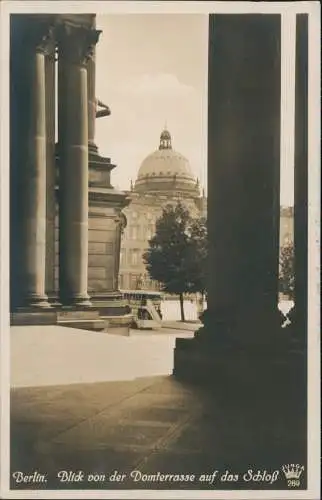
[121, 290, 163, 329]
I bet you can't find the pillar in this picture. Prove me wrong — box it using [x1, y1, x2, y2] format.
[86, 16, 104, 157]
[87, 48, 99, 156]
[57, 23, 100, 306]
[45, 37, 57, 299]
[88, 54, 96, 154]
[201, 14, 281, 346]
[16, 23, 54, 308]
[113, 214, 126, 290]
[294, 14, 308, 343]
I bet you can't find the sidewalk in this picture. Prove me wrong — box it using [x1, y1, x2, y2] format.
[10, 374, 306, 491]
[9, 324, 306, 492]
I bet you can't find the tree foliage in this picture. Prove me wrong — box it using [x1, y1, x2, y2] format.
[279, 243, 294, 298]
[143, 202, 208, 320]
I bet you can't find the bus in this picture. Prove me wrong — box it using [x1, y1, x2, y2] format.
[120, 290, 163, 330]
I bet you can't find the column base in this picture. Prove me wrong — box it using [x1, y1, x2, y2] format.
[11, 304, 106, 331]
[173, 309, 306, 396]
[88, 141, 98, 155]
[11, 306, 57, 326]
[21, 295, 51, 309]
[56, 306, 107, 331]
[61, 296, 93, 308]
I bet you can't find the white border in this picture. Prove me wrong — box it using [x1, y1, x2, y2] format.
[0, 2, 320, 499]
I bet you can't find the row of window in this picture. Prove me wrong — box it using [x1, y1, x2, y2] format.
[120, 248, 144, 266]
[125, 225, 155, 241]
[119, 273, 161, 290]
[127, 211, 155, 221]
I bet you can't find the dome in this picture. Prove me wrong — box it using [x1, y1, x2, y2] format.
[134, 129, 200, 196]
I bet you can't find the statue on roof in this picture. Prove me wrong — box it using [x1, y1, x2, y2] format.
[96, 99, 111, 118]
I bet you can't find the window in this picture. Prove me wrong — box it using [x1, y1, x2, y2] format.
[130, 249, 141, 266]
[130, 273, 141, 289]
[120, 249, 126, 265]
[146, 224, 154, 240]
[129, 226, 139, 240]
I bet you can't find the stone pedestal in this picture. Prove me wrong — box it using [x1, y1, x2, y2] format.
[84, 19, 132, 334]
[88, 187, 132, 334]
[174, 14, 283, 384]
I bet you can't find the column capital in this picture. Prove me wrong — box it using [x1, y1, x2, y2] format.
[25, 21, 56, 56]
[57, 23, 102, 65]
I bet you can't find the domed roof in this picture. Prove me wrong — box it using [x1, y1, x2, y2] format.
[134, 129, 200, 196]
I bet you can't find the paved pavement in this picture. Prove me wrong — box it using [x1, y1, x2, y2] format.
[9, 324, 306, 492]
[10, 375, 306, 491]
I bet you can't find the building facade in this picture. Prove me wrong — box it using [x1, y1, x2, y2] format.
[119, 129, 207, 290]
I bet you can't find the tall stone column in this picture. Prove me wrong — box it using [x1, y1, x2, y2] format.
[18, 24, 55, 308]
[174, 14, 282, 382]
[294, 14, 308, 342]
[113, 214, 126, 290]
[57, 23, 100, 306]
[87, 51, 98, 155]
[200, 14, 282, 347]
[45, 39, 57, 299]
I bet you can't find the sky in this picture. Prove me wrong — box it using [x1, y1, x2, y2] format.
[95, 13, 295, 205]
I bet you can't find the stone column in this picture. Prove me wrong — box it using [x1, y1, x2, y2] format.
[45, 39, 57, 299]
[87, 51, 98, 155]
[19, 25, 55, 308]
[87, 16, 100, 156]
[200, 14, 282, 346]
[57, 24, 100, 306]
[113, 214, 126, 290]
[294, 14, 308, 341]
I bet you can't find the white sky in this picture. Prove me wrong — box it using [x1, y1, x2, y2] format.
[95, 13, 295, 204]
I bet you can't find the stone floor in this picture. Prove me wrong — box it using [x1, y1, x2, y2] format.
[10, 374, 307, 491]
[9, 323, 307, 492]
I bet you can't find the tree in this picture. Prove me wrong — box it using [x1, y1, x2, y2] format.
[279, 243, 294, 298]
[185, 216, 208, 296]
[143, 202, 208, 321]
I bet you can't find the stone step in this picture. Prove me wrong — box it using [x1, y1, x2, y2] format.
[11, 311, 58, 326]
[58, 319, 107, 331]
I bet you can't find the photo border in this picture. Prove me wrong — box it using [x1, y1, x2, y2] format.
[1, 2, 320, 499]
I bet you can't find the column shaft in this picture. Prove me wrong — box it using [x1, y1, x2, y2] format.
[207, 14, 281, 340]
[87, 53, 97, 153]
[21, 43, 50, 307]
[45, 49, 57, 298]
[294, 14, 308, 338]
[87, 15, 97, 153]
[58, 27, 91, 306]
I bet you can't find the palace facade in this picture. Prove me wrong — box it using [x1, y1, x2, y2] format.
[119, 128, 207, 290]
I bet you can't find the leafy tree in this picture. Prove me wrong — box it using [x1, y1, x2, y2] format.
[279, 243, 294, 298]
[143, 202, 208, 321]
[185, 216, 208, 296]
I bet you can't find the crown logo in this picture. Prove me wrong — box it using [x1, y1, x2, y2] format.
[282, 464, 304, 480]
